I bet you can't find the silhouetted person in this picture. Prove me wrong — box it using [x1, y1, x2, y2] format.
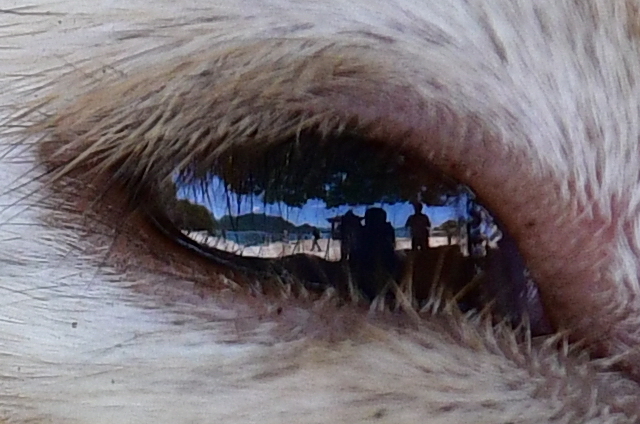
[405, 202, 431, 251]
[352, 208, 397, 299]
[311, 227, 322, 251]
[340, 210, 362, 261]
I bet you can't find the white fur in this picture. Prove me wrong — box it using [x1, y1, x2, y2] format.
[2, 1, 640, 422]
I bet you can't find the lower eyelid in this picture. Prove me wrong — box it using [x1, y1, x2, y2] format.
[48, 170, 371, 338]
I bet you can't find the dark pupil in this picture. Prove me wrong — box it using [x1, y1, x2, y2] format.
[165, 134, 505, 312]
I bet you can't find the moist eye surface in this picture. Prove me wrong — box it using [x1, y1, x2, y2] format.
[150, 131, 545, 330]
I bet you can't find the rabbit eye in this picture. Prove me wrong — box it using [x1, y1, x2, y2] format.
[148, 130, 548, 333]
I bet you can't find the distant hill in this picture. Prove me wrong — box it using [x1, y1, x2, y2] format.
[218, 213, 327, 233]
[171, 199, 217, 231]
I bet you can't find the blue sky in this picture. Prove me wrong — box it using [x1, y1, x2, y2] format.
[177, 177, 460, 228]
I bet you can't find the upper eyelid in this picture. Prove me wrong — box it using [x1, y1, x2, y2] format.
[31, 36, 487, 272]
[16, 39, 407, 298]
[23, 22, 528, 296]
[41, 40, 417, 186]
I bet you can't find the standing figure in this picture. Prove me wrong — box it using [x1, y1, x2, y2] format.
[405, 202, 432, 251]
[352, 208, 397, 299]
[340, 210, 363, 260]
[311, 227, 322, 252]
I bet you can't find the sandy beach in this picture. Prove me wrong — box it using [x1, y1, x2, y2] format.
[184, 231, 456, 260]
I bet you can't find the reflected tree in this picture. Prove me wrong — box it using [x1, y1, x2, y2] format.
[204, 133, 457, 208]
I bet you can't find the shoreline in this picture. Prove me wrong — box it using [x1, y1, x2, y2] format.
[184, 232, 459, 259]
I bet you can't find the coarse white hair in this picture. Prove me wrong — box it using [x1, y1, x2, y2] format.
[2, 0, 640, 422]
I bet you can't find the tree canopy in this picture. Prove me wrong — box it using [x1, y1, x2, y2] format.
[210, 134, 456, 208]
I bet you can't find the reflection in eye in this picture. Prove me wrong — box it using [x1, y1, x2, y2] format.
[149, 132, 545, 330]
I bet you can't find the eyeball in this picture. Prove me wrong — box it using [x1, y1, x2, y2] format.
[148, 131, 547, 332]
